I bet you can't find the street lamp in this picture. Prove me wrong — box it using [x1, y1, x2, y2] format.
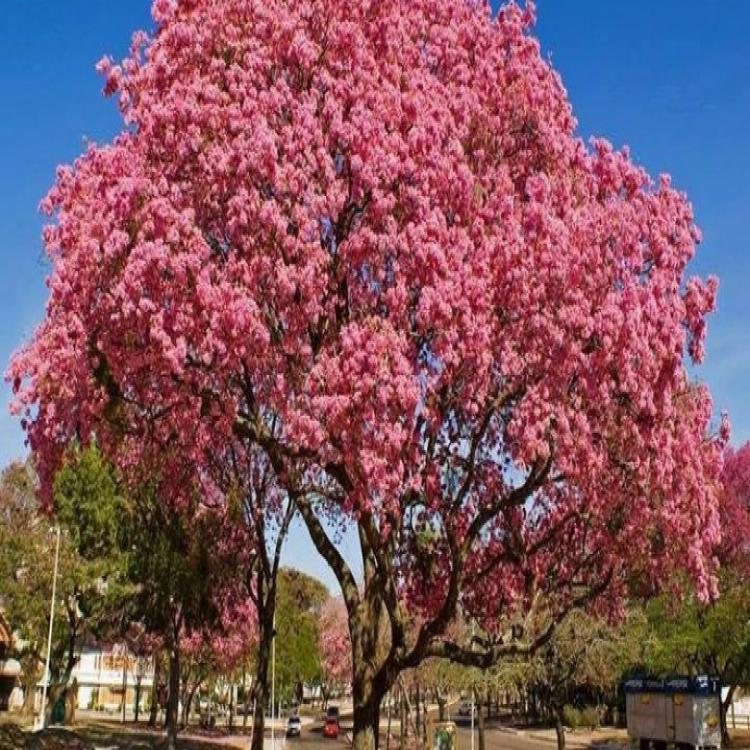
[37, 526, 61, 731]
[271, 616, 277, 750]
[470, 619, 476, 750]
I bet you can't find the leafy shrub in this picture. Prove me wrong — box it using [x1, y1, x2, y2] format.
[562, 705, 581, 729]
[580, 706, 600, 730]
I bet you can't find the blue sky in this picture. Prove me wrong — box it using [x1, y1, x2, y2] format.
[0, 2, 748, 591]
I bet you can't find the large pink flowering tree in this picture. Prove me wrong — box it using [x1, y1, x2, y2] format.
[9, 1, 726, 748]
[318, 597, 352, 702]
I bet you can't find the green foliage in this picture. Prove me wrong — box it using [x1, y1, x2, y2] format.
[53, 446, 133, 633]
[526, 609, 648, 709]
[579, 706, 600, 729]
[562, 705, 580, 729]
[0, 449, 132, 717]
[561, 705, 599, 730]
[280, 568, 328, 613]
[642, 573, 750, 697]
[124, 480, 221, 643]
[274, 568, 328, 701]
[0, 461, 62, 682]
[54, 445, 126, 561]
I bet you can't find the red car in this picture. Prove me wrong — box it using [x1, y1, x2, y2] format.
[323, 717, 340, 739]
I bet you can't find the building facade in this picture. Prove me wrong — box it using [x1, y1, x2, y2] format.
[0, 627, 155, 715]
[0, 614, 22, 711]
[70, 646, 155, 713]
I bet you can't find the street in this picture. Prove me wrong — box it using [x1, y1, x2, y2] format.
[279, 712, 624, 750]
[0, 705, 629, 750]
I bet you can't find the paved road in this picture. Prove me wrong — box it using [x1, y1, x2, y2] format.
[283, 714, 351, 750]
[69, 709, 616, 750]
[282, 714, 576, 750]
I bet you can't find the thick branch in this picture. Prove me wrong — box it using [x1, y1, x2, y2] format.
[422, 570, 613, 669]
[294, 493, 360, 613]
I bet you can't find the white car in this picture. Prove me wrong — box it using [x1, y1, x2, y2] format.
[286, 715, 302, 737]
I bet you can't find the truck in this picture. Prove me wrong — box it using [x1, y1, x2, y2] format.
[624, 676, 722, 750]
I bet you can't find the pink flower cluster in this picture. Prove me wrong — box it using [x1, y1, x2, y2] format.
[718, 442, 750, 571]
[318, 597, 352, 689]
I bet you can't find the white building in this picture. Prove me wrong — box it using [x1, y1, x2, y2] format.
[0, 614, 22, 711]
[71, 645, 155, 713]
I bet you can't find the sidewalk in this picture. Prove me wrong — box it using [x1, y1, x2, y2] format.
[521, 727, 628, 749]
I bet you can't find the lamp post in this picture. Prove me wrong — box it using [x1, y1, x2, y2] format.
[38, 526, 61, 731]
[271, 614, 277, 750]
[470, 619, 476, 750]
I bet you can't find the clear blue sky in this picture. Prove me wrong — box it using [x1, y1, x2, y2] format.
[1, 2, 748, 590]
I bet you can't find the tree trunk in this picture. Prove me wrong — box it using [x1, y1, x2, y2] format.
[149, 653, 161, 727]
[64, 680, 77, 725]
[437, 690, 446, 722]
[353, 690, 382, 750]
[45, 662, 76, 725]
[22, 684, 36, 716]
[250, 614, 273, 750]
[134, 679, 142, 723]
[20, 662, 40, 717]
[243, 666, 249, 729]
[180, 686, 189, 728]
[399, 689, 406, 749]
[166, 646, 180, 750]
[475, 688, 486, 750]
[386, 691, 393, 750]
[45, 685, 59, 727]
[554, 708, 566, 750]
[721, 684, 736, 747]
[414, 684, 421, 744]
[122, 650, 128, 724]
[229, 681, 235, 731]
[182, 682, 199, 728]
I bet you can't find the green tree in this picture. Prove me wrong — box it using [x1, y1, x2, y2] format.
[643, 574, 750, 743]
[123, 480, 223, 750]
[0, 451, 129, 724]
[509, 609, 647, 750]
[273, 568, 328, 705]
[0, 461, 60, 716]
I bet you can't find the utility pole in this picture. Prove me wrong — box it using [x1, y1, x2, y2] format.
[38, 526, 61, 731]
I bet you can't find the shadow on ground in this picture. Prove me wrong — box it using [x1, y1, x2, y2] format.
[0, 722, 234, 750]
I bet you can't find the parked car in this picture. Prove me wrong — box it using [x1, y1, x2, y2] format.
[457, 700, 475, 717]
[323, 716, 340, 739]
[287, 716, 302, 738]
